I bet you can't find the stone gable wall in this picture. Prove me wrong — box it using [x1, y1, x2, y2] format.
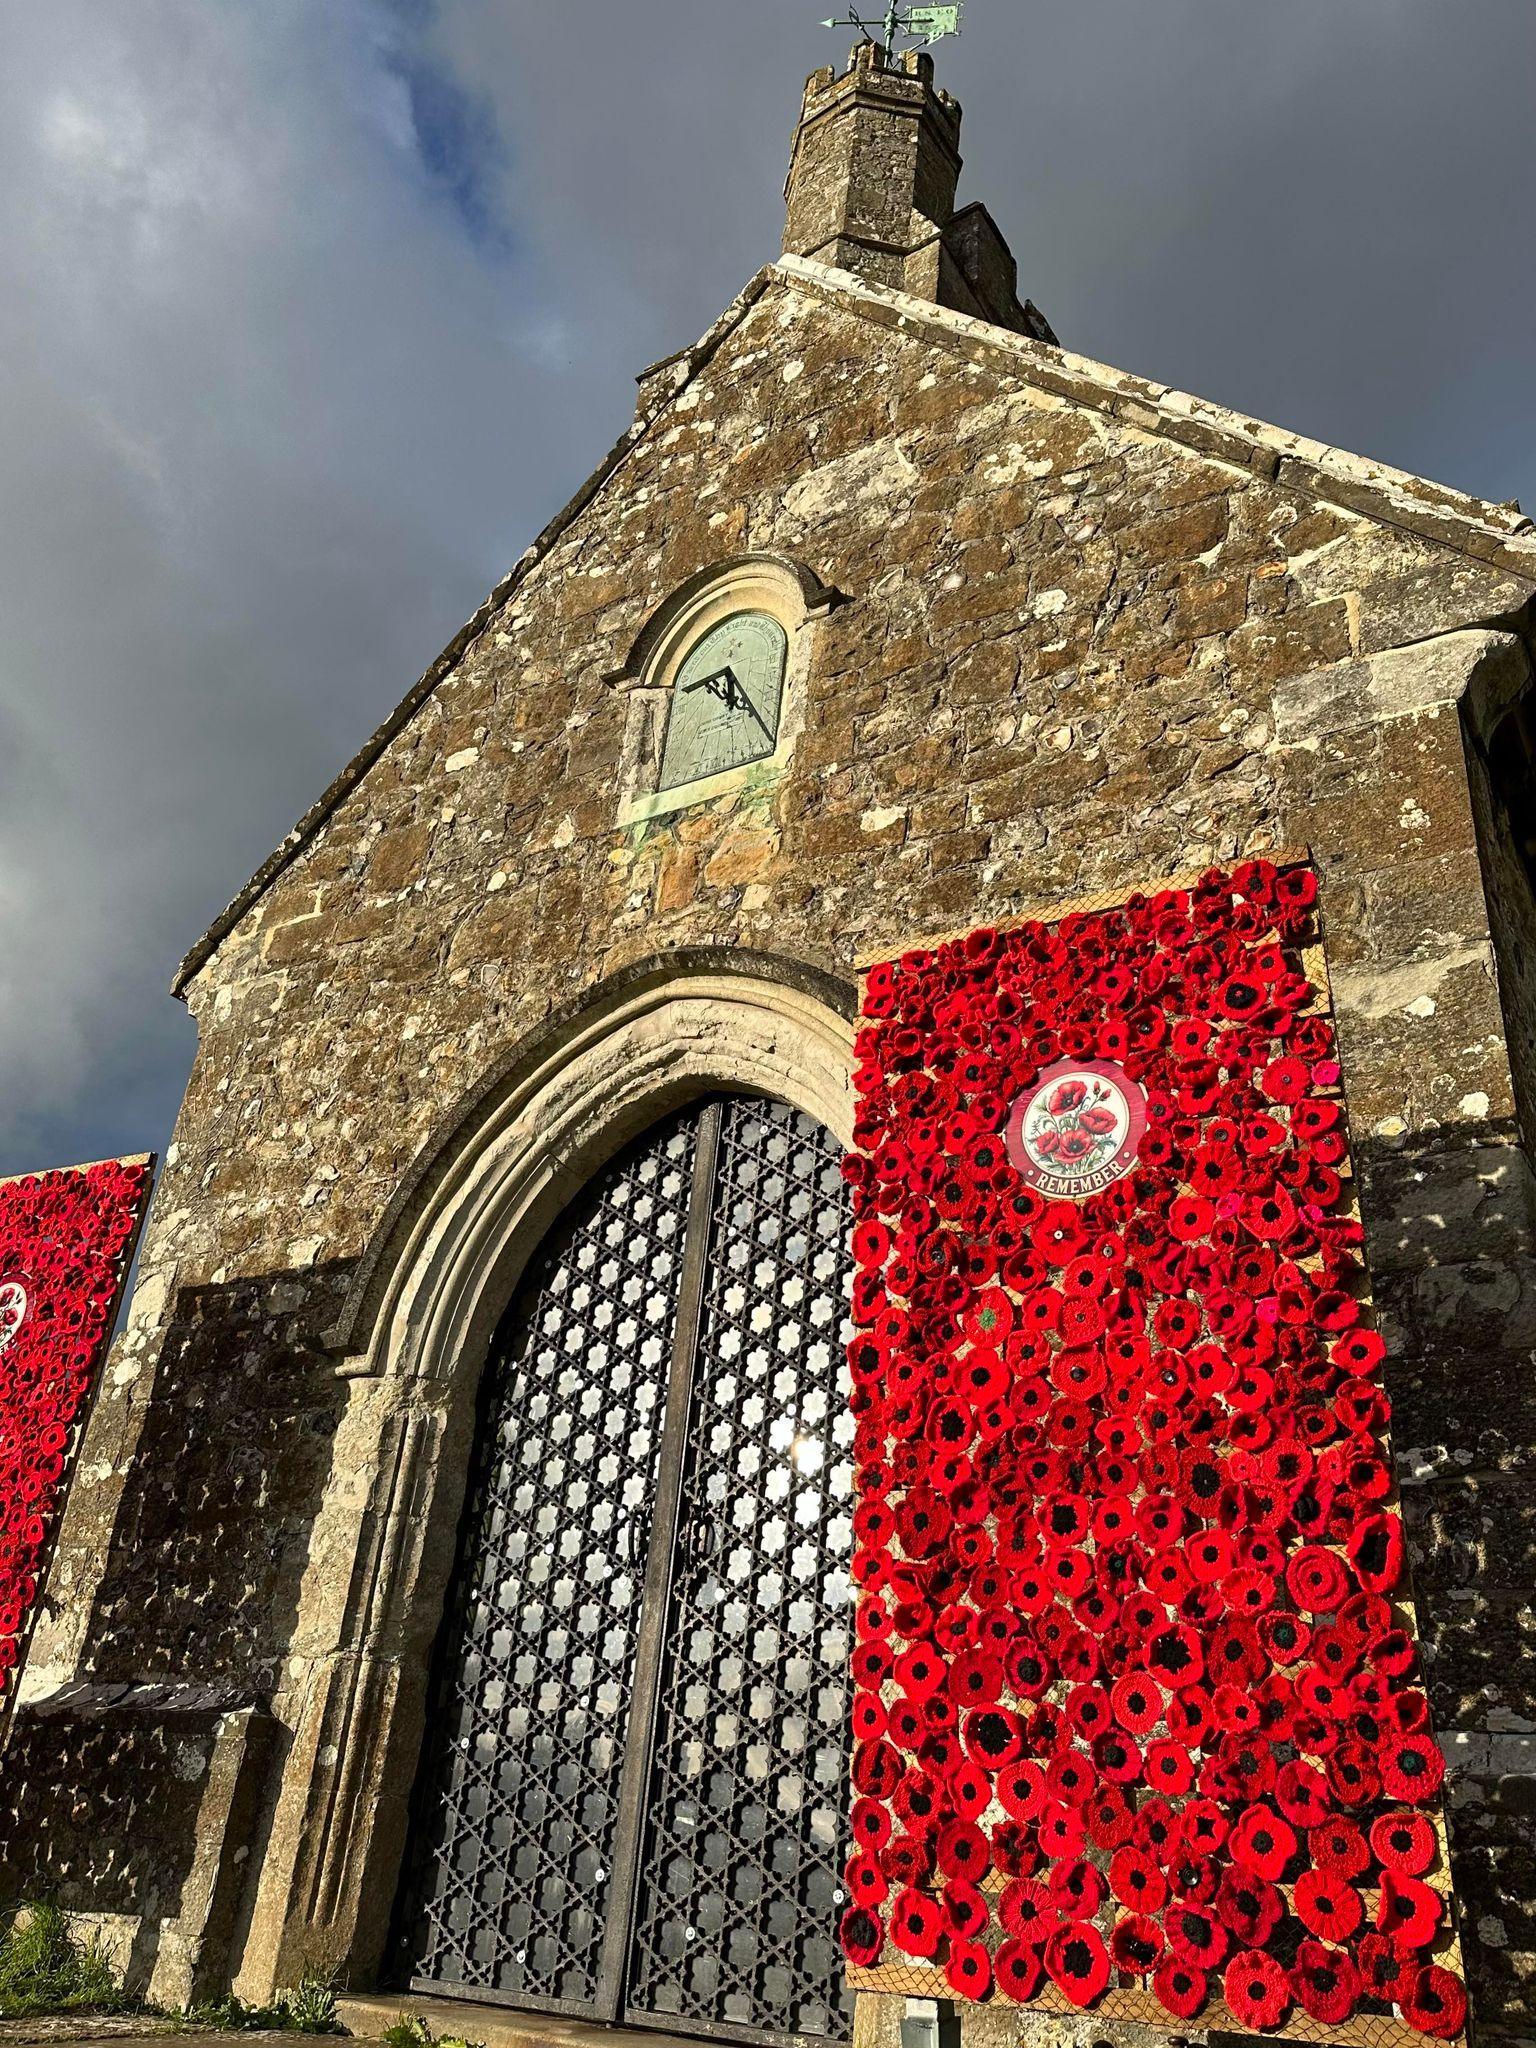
[14, 273, 1536, 2037]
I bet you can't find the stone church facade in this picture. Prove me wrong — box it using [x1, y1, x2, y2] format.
[5, 42, 1536, 2048]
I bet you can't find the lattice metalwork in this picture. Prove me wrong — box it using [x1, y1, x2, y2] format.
[392, 1094, 856, 2045]
[626, 1097, 856, 2044]
[393, 1109, 700, 2009]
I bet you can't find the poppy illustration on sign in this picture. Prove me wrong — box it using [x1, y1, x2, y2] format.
[1005, 1059, 1147, 1199]
[0, 1282, 25, 1356]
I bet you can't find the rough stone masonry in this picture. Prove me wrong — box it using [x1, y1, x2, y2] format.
[4, 38, 1536, 2048]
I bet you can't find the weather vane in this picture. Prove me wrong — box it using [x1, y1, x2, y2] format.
[819, 3, 963, 52]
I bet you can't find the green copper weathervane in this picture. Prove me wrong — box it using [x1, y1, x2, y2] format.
[819, 3, 962, 51]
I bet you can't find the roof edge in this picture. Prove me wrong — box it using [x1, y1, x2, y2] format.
[174, 253, 1536, 999]
[778, 254, 1536, 567]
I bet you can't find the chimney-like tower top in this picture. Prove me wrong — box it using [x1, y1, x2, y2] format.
[782, 42, 1055, 342]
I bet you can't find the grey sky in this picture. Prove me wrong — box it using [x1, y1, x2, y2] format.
[2, 0, 1533, 1177]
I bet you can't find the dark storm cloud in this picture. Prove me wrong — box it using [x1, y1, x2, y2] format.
[2, 0, 1533, 1176]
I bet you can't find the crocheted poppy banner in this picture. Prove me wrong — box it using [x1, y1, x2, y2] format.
[0, 1155, 153, 1730]
[841, 863, 1466, 2045]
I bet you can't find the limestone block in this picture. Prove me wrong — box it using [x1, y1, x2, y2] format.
[1274, 628, 1528, 743]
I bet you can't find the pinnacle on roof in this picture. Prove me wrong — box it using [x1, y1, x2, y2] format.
[782, 38, 1054, 341]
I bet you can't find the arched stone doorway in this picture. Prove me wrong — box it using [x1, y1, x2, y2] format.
[231, 959, 857, 2017]
[389, 1093, 856, 2044]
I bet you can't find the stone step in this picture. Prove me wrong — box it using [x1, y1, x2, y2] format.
[337, 1994, 706, 2048]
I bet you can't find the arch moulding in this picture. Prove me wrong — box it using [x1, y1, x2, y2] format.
[235, 949, 857, 2000]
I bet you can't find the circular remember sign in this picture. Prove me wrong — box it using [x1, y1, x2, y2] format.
[1005, 1059, 1148, 1200]
[0, 1280, 27, 1355]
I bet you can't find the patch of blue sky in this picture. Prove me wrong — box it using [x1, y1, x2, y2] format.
[368, 0, 515, 257]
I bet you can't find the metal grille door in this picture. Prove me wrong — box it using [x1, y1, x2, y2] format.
[626, 1098, 856, 2043]
[393, 1095, 855, 2047]
[393, 1110, 699, 2011]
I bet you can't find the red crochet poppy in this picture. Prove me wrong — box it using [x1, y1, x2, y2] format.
[1154, 1959, 1208, 2021]
[1132, 1795, 1180, 1866]
[937, 1819, 990, 1882]
[1144, 1739, 1196, 1796]
[1216, 1867, 1284, 1947]
[1383, 1733, 1447, 1804]
[886, 1699, 924, 1751]
[1110, 1913, 1165, 1975]
[1044, 1747, 1096, 1812]
[838, 1906, 883, 1969]
[1065, 1681, 1112, 1738]
[962, 1707, 1023, 1771]
[881, 1835, 934, 1889]
[1166, 1689, 1214, 1749]
[893, 1771, 940, 1829]
[1309, 1817, 1370, 1880]
[1146, 1623, 1206, 1689]
[995, 1938, 1044, 2003]
[997, 1760, 1047, 1824]
[1291, 1940, 1360, 2024]
[1328, 1739, 1384, 1809]
[1228, 1806, 1296, 1883]
[895, 1642, 945, 1700]
[1111, 1672, 1162, 1736]
[1223, 1948, 1291, 2031]
[1086, 1784, 1136, 1851]
[1176, 1797, 1229, 1857]
[1349, 1511, 1405, 1595]
[851, 1797, 891, 1852]
[1109, 1844, 1167, 1911]
[850, 1694, 888, 1745]
[844, 1853, 888, 1908]
[1166, 1903, 1228, 1970]
[1212, 1622, 1277, 1687]
[1091, 1728, 1142, 1786]
[1402, 1965, 1468, 2040]
[999, 1876, 1056, 1944]
[851, 1643, 893, 1702]
[1377, 1872, 1443, 1950]
[945, 1939, 992, 2002]
[1332, 1326, 1387, 1377]
[1038, 1801, 1087, 1859]
[852, 1741, 902, 1800]
[1293, 1868, 1363, 1943]
[1357, 1932, 1412, 2002]
[1286, 1544, 1350, 1614]
[1048, 1856, 1107, 1919]
[992, 1818, 1041, 1879]
[1372, 1629, 1420, 1680]
[1371, 1809, 1437, 1876]
[889, 1887, 944, 1959]
[1004, 1634, 1055, 1699]
[1045, 1922, 1111, 2007]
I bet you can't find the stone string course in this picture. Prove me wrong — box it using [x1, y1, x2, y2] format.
[5, 256, 1536, 2043]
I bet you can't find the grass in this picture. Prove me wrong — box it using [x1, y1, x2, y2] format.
[0, 1899, 341, 2032]
[0, 1900, 131, 2019]
[173, 1972, 341, 2033]
[381, 2014, 486, 2048]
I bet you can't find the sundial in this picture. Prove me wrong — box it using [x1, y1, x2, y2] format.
[656, 612, 788, 792]
[819, 2, 962, 50]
